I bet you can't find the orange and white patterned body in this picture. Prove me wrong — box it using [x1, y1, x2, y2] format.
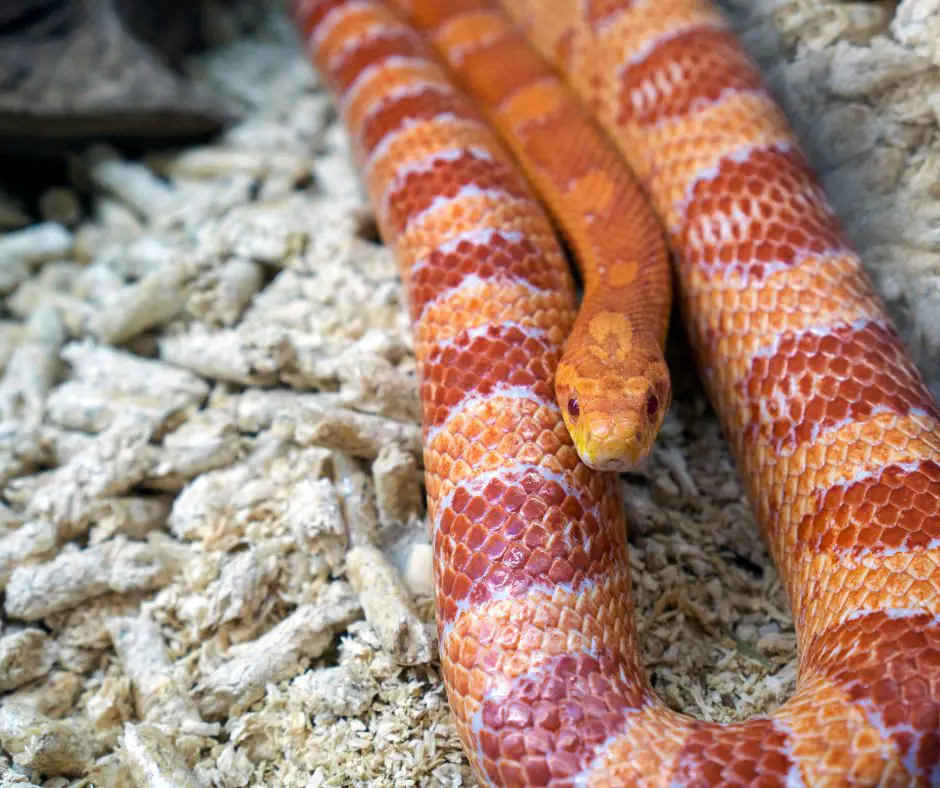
[496, 0, 940, 784]
[294, 0, 940, 785]
[384, 0, 673, 473]
[292, 1, 649, 783]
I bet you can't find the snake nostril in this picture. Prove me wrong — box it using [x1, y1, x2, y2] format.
[646, 393, 659, 418]
[567, 394, 580, 421]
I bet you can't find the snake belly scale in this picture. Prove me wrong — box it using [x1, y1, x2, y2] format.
[293, 0, 940, 785]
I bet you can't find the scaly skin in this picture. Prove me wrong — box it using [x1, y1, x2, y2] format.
[291, 4, 644, 784]
[294, 0, 940, 785]
[494, 0, 940, 784]
[383, 0, 673, 472]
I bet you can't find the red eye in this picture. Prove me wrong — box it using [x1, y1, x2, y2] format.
[646, 393, 659, 418]
[567, 394, 580, 420]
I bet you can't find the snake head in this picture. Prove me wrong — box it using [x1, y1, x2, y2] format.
[555, 313, 671, 472]
[558, 371, 670, 472]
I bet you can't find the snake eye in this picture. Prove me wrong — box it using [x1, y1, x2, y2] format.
[567, 394, 580, 421]
[646, 393, 659, 418]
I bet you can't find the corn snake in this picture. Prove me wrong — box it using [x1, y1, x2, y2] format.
[292, 0, 940, 785]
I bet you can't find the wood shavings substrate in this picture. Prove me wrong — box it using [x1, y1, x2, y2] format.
[0, 0, 938, 785]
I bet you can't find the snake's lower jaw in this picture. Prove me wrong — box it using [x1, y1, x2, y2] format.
[581, 453, 642, 473]
[574, 426, 652, 473]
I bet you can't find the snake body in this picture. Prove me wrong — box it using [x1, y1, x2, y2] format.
[381, 0, 673, 473]
[293, 0, 940, 785]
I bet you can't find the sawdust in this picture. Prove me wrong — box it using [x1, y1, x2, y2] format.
[0, 0, 937, 785]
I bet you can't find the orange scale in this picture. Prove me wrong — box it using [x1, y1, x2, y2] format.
[329, 30, 419, 95]
[451, 538, 475, 570]
[313, 4, 391, 69]
[448, 663, 473, 699]
[546, 559, 577, 586]
[482, 531, 510, 561]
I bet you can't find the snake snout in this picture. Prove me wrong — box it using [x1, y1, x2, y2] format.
[574, 412, 647, 473]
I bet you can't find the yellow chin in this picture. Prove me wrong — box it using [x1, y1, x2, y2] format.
[570, 424, 653, 473]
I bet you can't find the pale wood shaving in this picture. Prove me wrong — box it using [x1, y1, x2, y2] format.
[346, 545, 435, 666]
[4, 537, 182, 622]
[19, 411, 156, 542]
[0, 703, 98, 778]
[0, 630, 57, 693]
[372, 444, 424, 538]
[0, 306, 66, 425]
[121, 723, 202, 788]
[0, 224, 73, 296]
[195, 582, 362, 719]
[285, 478, 348, 571]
